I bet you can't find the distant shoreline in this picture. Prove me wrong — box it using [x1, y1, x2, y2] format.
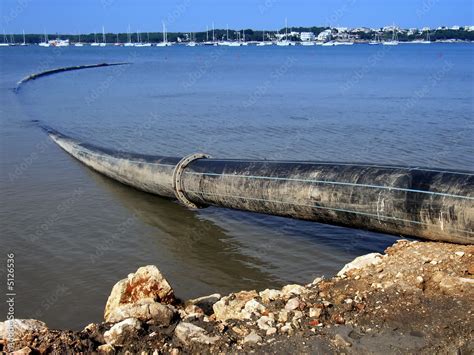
[2, 26, 474, 45]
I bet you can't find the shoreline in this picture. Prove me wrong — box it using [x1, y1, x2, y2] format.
[1, 239, 473, 354]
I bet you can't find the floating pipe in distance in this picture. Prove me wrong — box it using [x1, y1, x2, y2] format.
[42, 125, 473, 245]
[16, 62, 130, 90]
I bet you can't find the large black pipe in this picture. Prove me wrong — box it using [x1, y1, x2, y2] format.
[43, 125, 473, 244]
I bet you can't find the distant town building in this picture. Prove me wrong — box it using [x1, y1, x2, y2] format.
[300, 32, 315, 41]
[317, 29, 332, 41]
[450, 26, 460, 30]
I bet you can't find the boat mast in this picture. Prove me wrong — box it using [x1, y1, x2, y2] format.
[22, 30, 26, 45]
[212, 22, 215, 42]
[162, 21, 166, 44]
[226, 24, 229, 41]
[206, 25, 209, 42]
[102, 25, 106, 43]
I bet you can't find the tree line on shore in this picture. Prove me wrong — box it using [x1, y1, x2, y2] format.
[4, 27, 474, 44]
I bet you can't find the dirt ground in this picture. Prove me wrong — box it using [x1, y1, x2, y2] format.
[1, 239, 473, 354]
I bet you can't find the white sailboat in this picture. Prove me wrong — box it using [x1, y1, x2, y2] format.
[276, 18, 293, 46]
[155, 22, 171, 46]
[383, 27, 399, 46]
[124, 25, 134, 47]
[369, 33, 381, 45]
[20, 30, 27, 46]
[0, 30, 9, 46]
[218, 24, 232, 46]
[90, 32, 100, 46]
[98, 26, 107, 46]
[75, 32, 84, 46]
[203, 24, 215, 46]
[38, 30, 50, 47]
[419, 30, 431, 44]
[321, 41, 336, 46]
[187, 32, 197, 46]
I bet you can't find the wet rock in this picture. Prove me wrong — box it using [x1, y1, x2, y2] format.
[337, 253, 383, 276]
[186, 294, 221, 315]
[106, 299, 175, 324]
[284, 297, 300, 311]
[0, 319, 47, 340]
[259, 289, 281, 303]
[213, 290, 259, 322]
[175, 322, 220, 345]
[104, 265, 175, 322]
[243, 331, 262, 344]
[103, 318, 141, 346]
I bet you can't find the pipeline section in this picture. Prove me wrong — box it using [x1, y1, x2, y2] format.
[16, 62, 130, 89]
[42, 125, 473, 244]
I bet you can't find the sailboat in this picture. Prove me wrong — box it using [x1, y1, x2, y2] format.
[276, 18, 294, 46]
[38, 30, 50, 47]
[155, 22, 171, 46]
[383, 27, 399, 46]
[74, 32, 84, 46]
[90, 32, 100, 46]
[187, 32, 197, 46]
[98, 26, 107, 46]
[20, 30, 27, 46]
[218, 24, 231, 46]
[0, 30, 9, 46]
[257, 30, 273, 46]
[114, 33, 121, 46]
[124, 26, 134, 47]
[369, 33, 381, 45]
[203, 24, 216, 46]
[241, 29, 248, 46]
[420, 30, 431, 44]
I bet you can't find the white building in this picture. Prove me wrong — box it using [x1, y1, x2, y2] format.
[300, 32, 315, 41]
[451, 25, 460, 30]
[317, 29, 332, 41]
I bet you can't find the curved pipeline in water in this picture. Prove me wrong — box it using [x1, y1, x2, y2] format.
[15, 62, 130, 91]
[39, 123, 473, 244]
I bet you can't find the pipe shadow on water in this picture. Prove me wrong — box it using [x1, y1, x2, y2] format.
[85, 167, 284, 292]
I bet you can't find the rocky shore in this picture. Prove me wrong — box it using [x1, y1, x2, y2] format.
[1, 239, 473, 354]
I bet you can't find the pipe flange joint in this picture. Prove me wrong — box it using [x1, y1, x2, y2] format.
[172, 153, 210, 209]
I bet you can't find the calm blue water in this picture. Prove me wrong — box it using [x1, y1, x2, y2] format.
[1, 44, 473, 329]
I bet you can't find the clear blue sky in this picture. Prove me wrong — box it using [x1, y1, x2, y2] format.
[1, 0, 473, 34]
